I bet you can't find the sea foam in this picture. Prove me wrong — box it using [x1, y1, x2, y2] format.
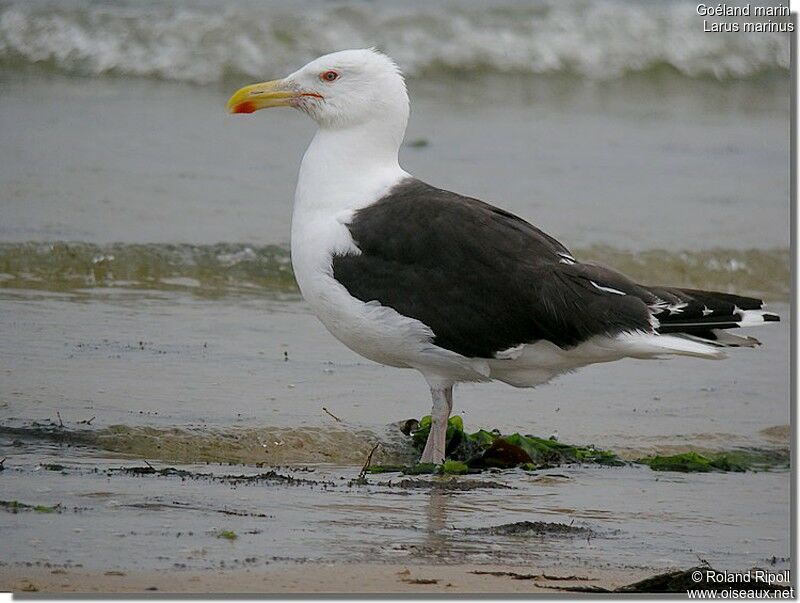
[0, 0, 790, 83]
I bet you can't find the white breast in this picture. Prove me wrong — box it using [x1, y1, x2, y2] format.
[289, 132, 489, 385]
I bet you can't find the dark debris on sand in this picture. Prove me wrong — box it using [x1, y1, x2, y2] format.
[111, 465, 336, 488]
[472, 570, 591, 581]
[475, 565, 790, 594]
[386, 477, 512, 491]
[465, 520, 592, 537]
[549, 566, 788, 594]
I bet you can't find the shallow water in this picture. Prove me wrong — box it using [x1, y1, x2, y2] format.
[0, 288, 791, 574]
[0, 0, 791, 583]
[0, 291, 790, 452]
[0, 453, 791, 574]
[0, 72, 789, 250]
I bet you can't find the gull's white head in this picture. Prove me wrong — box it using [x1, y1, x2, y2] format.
[227, 48, 409, 131]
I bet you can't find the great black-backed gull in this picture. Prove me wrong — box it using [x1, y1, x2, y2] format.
[227, 48, 779, 464]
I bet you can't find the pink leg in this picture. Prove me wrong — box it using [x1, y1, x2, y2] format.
[420, 385, 453, 464]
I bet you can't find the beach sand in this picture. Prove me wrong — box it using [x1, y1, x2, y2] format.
[2, 563, 652, 594]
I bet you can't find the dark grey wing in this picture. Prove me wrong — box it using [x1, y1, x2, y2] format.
[332, 179, 655, 358]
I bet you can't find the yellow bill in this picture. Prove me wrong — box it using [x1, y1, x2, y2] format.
[227, 79, 321, 114]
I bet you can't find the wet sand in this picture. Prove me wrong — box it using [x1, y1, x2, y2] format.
[0, 436, 790, 593]
[0, 288, 790, 593]
[1, 563, 652, 594]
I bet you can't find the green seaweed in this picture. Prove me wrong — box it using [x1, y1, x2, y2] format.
[411, 415, 464, 452]
[0, 500, 24, 512]
[712, 448, 789, 471]
[0, 500, 61, 514]
[401, 463, 438, 475]
[216, 530, 238, 541]
[497, 433, 621, 466]
[467, 429, 497, 448]
[33, 505, 58, 513]
[638, 449, 789, 473]
[639, 452, 715, 472]
[406, 416, 621, 470]
[363, 464, 408, 474]
[402, 416, 786, 474]
[41, 463, 66, 472]
[365, 461, 468, 476]
[441, 460, 469, 475]
[707, 454, 749, 472]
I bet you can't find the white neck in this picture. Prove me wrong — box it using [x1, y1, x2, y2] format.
[289, 118, 409, 294]
[294, 118, 408, 218]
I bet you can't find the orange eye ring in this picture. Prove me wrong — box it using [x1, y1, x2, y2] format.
[320, 70, 339, 82]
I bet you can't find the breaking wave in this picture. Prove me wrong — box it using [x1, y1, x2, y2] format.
[0, 241, 297, 297]
[0, 242, 789, 300]
[0, 0, 790, 84]
[0, 422, 414, 466]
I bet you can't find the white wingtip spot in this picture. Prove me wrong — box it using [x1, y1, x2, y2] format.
[667, 302, 688, 314]
[735, 307, 779, 327]
[649, 299, 668, 313]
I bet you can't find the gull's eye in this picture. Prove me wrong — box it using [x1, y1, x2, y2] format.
[320, 70, 339, 82]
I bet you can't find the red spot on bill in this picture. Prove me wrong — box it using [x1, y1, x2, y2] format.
[232, 101, 257, 114]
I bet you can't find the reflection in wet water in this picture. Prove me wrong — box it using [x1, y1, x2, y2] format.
[423, 489, 450, 555]
[0, 435, 790, 576]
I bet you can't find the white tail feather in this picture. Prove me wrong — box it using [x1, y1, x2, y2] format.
[677, 330, 761, 348]
[613, 332, 726, 359]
